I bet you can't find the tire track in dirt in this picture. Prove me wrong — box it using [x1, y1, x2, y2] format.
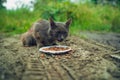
[61, 63, 78, 80]
[21, 47, 79, 80]
[39, 56, 76, 80]
[22, 53, 47, 80]
[22, 52, 75, 80]
[40, 58, 64, 80]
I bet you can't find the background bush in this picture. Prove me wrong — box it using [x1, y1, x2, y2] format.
[111, 14, 120, 32]
[0, 0, 120, 35]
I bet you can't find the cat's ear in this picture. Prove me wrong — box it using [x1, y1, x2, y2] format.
[65, 18, 72, 28]
[49, 18, 56, 29]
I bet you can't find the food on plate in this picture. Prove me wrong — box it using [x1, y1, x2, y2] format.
[43, 47, 69, 51]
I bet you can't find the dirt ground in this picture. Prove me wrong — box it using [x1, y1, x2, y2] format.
[0, 34, 120, 80]
[80, 32, 120, 50]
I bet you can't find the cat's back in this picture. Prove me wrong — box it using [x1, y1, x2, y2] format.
[32, 19, 50, 32]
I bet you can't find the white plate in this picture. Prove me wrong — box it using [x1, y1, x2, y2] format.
[39, 45, 71, 54]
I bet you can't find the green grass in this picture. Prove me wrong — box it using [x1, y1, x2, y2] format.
[0, 2, 120, 35]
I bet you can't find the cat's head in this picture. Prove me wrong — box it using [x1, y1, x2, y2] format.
[49, 18, 72, 42]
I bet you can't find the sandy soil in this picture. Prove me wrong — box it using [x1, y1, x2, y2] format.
[0, 34, 120, 80]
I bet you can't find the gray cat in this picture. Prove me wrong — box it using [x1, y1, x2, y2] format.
[21, 18, 72, 48]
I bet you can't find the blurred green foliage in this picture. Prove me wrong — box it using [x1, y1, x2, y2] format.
[0, 0, 120, 35]
[111, 15, 120, 32]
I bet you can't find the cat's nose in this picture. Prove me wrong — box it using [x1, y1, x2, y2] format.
[57, 38, 64, 42]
